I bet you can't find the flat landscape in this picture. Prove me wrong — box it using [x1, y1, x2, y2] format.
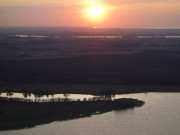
[0, 27, 180, 94]
[1, 0, 180, 134]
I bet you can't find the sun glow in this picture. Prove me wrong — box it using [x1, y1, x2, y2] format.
[87, 6, 104, 18]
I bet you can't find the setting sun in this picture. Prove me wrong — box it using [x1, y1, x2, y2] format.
[87, 6, 104, 18]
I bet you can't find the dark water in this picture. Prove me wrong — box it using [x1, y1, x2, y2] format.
[0, 93, 180, 135]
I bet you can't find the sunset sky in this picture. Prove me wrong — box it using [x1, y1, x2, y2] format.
[0, 0, 180, 27]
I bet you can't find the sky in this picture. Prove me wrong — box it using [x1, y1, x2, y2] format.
[0, 0, 180, 27]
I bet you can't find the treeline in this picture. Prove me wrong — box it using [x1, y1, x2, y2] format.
[0, 93, 117, 103]
[0, 97, 144, 110]
[1, 89, 117, 98]
[0, 97, 75, 103]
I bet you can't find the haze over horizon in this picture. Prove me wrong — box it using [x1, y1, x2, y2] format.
[0, 0, 180, 28]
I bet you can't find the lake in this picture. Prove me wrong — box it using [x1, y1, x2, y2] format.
[0, 92, 180, 135]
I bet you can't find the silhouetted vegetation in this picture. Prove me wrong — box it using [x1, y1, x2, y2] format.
[0, 97, 144, 130]
[0, 27, 178, 131]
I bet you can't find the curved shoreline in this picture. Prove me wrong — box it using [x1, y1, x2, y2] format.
[0, 98, 144, 131]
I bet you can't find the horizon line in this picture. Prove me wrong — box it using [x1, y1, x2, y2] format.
[0, 26, 180, 29]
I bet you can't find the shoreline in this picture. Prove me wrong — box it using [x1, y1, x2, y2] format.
[0, 98, 144, 130]
[0, 83, 180, 95]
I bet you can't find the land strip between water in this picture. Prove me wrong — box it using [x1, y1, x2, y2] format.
[0, 98, 144, 130]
